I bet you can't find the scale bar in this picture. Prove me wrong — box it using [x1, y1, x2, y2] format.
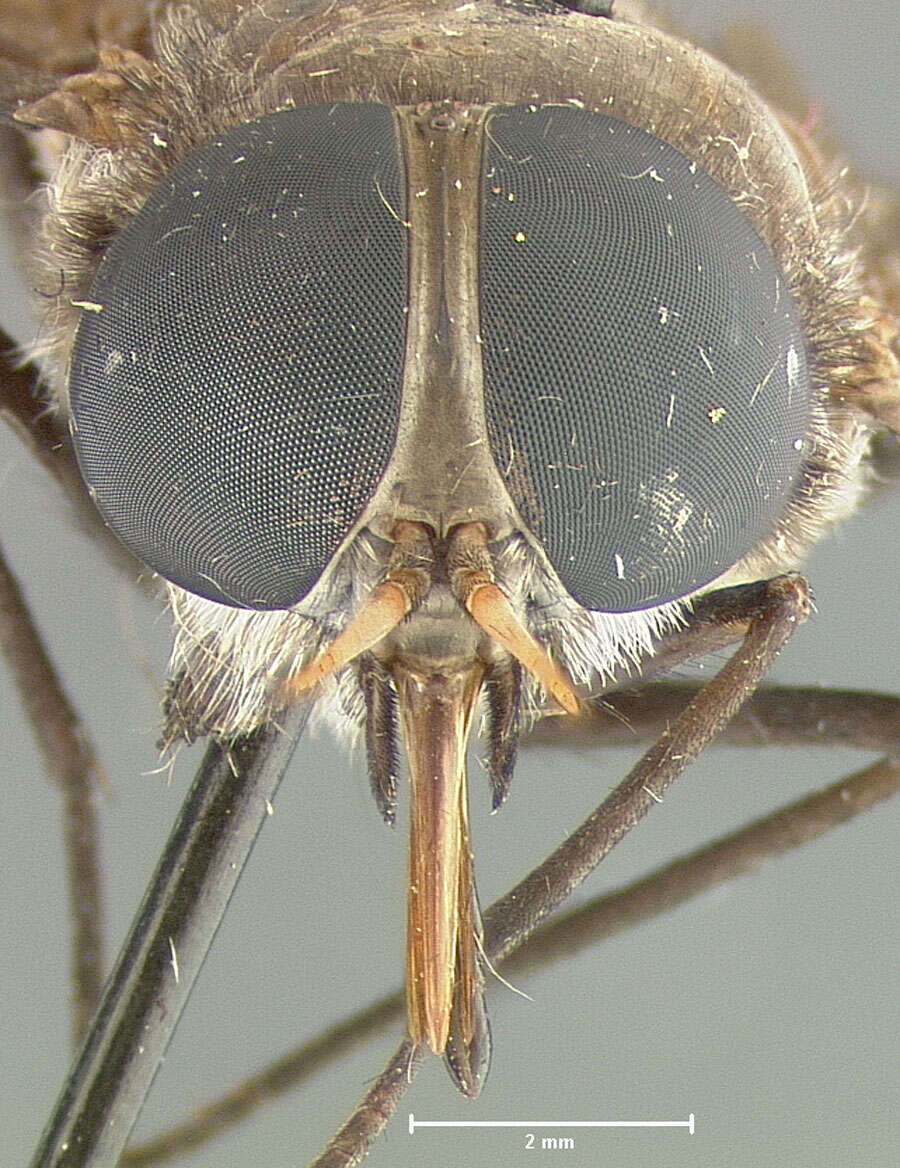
[410, 1114, 695, 1135]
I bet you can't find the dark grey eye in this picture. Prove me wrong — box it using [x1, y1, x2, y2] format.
[69, 103, 406, 609]
[70, 100, 810, 618]
[480, 105, 810, 612]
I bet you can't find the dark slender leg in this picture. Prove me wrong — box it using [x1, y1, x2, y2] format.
[486, 574, 811, 961]
[591, 574, 805, 696]
[0, 333, 78, 488]
[123, 695, 900, 1167]
[45, 571, 890, 1167]
[28, 710, 309, 1168]
[0, 538, 104, 1044]
[505, 755, 900, 977]
[297, 575, 812, 1166]
[0, 338, 147, 576]
[311, 1041, 426, 1168]
[526, 683, 900, 753]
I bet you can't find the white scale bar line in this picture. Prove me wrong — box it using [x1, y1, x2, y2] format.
[409, 1114, 695, 1135]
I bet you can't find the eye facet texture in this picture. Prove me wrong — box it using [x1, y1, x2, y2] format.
[480, 106, 810, 611]
[70, 101, 810, 616]
[70, 104, 407, 609]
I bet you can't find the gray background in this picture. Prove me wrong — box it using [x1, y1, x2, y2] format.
[1, 3, 897, 1166]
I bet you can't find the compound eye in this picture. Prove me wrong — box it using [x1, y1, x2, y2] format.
[480, 106, 811, 612]
[69, 104, 407, 609]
